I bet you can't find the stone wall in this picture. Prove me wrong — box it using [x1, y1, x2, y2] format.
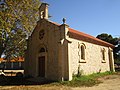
[68, 38, 114, 76]
[25, 19, 67, 81]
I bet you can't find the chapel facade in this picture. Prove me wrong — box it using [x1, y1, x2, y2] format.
[24, 3, 115, 81]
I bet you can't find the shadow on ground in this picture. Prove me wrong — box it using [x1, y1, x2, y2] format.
[0, 71, 120, 86]
[115, 68, 120, 72]
[0, 76, 54, 86]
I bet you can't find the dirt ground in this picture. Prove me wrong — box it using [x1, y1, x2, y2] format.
[0, 74, 120, 90]
[74, 74, 120, 90]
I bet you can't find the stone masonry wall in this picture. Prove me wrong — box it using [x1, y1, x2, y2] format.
[69, 38, 112, 76]
[25, 19, 64, 81]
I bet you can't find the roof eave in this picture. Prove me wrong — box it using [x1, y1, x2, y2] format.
[68, 28, 115, 48]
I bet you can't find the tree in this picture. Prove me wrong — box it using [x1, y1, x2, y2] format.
[96, 33, 120, 64]
[3, 27, 27, 60]
[0, 0, 41, 59]
[96, 33, 118, 45]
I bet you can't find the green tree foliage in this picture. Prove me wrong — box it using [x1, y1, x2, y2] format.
[3, 27, 27, 60]
[0, 0, 41, 59]
[96, 33, 120, 64]
[96, 33, 118, 45]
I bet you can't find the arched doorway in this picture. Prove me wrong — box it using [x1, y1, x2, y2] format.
[38, 47, 46, 77]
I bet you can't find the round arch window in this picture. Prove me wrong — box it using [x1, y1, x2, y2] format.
[39, 48, 45, 53]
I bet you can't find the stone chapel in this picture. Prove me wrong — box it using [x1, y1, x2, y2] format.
[25, 3, 115, 81]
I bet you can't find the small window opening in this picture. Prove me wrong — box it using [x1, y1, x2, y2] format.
[81, 45, 85, 60]
[39, 48, 45, 53]
[102, 49, 105, 60]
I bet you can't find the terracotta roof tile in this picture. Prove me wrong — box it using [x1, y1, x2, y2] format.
[10, 57, 24, 62]
[0, 58, 4, 62]
[0, 57, 24, 62]
[69, 28, 114, 48]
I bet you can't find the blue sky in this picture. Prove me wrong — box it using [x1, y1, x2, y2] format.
[43, 0, 120, 37]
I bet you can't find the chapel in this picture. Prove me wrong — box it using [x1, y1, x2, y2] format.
[25, 3, 115, 81]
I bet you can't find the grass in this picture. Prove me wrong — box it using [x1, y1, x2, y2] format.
[51, 71, 114, 87]
[0, 71, 115, 87]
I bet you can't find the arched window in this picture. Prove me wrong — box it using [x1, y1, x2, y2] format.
[78, 43, 86, 63]
[102, 48, 106, 61]
[39, 48, 45, 53]
[81, 45, 85, 60]
[40, 11, 44, 19]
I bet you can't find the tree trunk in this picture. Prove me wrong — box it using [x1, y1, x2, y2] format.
[0, 47, 5, 58]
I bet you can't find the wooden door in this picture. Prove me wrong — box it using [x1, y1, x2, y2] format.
[38, 56, 45, 77]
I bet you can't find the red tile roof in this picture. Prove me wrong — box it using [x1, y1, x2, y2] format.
[10, 57, 24, 62]
[0, 58, 4, 62]
[0, 57, 24, 62]
[69, 28, 114, 48]
[48, 20, 114, 48]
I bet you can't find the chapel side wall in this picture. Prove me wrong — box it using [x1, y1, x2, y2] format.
[69, 38, 111, 75]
